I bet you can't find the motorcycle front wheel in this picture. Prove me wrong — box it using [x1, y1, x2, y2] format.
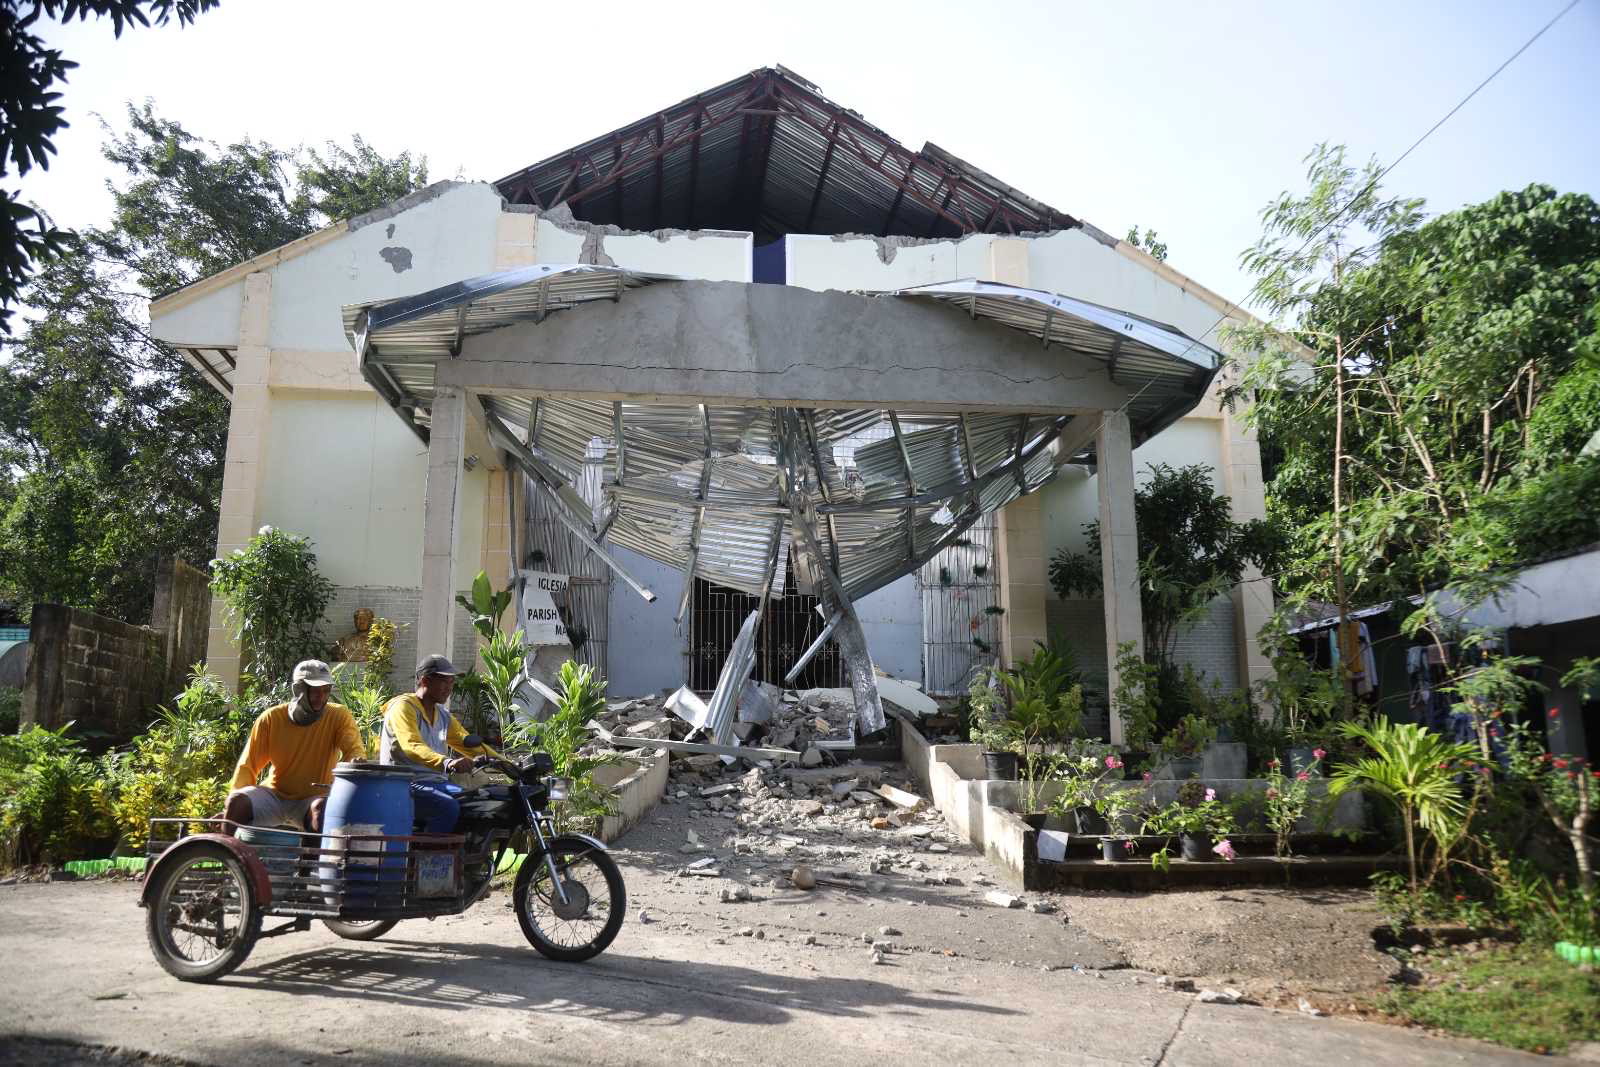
[512, 838, 625, 962]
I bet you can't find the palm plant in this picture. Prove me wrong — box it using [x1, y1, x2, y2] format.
[1329, 719, 1479, 890]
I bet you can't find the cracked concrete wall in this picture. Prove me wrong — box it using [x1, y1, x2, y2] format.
[532, 207, 752, 280]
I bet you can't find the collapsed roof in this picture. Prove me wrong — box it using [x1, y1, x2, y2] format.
[344, 265, 1221, 606]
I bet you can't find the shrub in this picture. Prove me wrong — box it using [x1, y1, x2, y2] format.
[504, 660, 620, 833]
[0, 687, 20, 735]
[103, 670, 254, 849]
[210, 526, 334, 682]
[0, 724, 116, 866]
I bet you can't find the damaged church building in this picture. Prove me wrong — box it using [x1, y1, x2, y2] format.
[147, 67, 1274, 744]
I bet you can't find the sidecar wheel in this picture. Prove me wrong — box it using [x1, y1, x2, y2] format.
[145, 842, 261, 982]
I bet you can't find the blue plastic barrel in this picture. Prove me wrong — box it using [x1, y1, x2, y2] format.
[320, 762, 422, 900]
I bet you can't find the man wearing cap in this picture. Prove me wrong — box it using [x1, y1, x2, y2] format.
[378, 654, 500, 833]
[224, 660, 365, 833]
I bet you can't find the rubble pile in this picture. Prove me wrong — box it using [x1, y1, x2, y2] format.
[659, 756, 960, 888]
[584, 675, 949, 765]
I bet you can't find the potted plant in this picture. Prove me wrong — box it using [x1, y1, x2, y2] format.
[1263, 752, 1322, 858]
[972, 716, 1024, 780]
[1047, 743, 1124, 833]
[1158, 713, 1216, 780]
[1144, 781, 1235, 862]
[1094, 785, 1140, 860]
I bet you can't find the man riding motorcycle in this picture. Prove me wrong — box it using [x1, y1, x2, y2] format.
[378, 654, 501, 833]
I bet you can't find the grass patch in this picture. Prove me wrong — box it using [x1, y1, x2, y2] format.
[1376, 943, 1600, 1054]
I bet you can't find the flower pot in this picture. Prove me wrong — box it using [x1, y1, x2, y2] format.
[1167, 756, 1203, 780]
[983, 751, 1019, 780]
[1179, 832, 1214, 861]
[1074, 807, 1109, 835]
[1101, 839, 1133, 862]
[1286, 747, 1323, 777]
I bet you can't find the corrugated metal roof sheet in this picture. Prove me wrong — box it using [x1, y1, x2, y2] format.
[344, 264, 1219, 602]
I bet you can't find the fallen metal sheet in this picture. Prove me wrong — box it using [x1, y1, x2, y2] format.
[589, 723, 799, 761]
[701, 609, 761, 746]
[663, 684, 711, 732]
[348, 262, 1218, 609]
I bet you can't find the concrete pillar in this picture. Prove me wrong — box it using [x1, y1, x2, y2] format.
[995, 493, 1048, 667]
[1097, 409, 1145, 745]
[418, 386, 467, 664]
[1218, 386, 1274, 695]
[204, 271, 273, 688]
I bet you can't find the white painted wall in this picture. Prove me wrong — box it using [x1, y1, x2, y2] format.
[151, 279, 243, 348]
[270, 184, 504, 351]
[785, 233, 996, 291]
[258, 389, 428, 588]
[600, 232, 753, 281]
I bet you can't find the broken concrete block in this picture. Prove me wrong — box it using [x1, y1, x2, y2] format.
[985, 890, 1023, 909]
[801, 747, 823, 767]
[875, 784, 924, 810]
[870, 817, 890, 830]
[719, 884, 753, 903]
[796, 800, 824, 816]
[790, 866, 816, 890]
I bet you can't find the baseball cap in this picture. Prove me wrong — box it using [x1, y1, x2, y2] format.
[415, 653, 459, 679]
[292, 660, 335, 688]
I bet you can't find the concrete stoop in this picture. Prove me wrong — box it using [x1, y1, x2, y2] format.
[897, 714, 1391, 891]
[595, 750, 669, 843]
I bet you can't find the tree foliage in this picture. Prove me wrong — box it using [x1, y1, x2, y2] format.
[1048, 462, 1281, 664]
[1227, 148, 1600, 623]
[0, 107, 426, 621]
[209, 526, 333, 682]
[0, 0, 218, 333]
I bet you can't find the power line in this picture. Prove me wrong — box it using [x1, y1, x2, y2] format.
[1179, 0, 1583, 358]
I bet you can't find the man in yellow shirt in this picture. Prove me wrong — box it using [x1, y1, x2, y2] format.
[224, 660, 365, 833]
[379, 654, 499, 832]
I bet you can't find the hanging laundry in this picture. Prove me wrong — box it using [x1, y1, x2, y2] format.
[1330, 620, 1379, 696]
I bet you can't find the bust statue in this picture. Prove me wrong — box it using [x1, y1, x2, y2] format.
[334, 608, 374, 663]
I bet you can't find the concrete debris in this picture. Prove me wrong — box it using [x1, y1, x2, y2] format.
[686, 856, 718, 870]
[638, 910, 654, 924]
[878, 926, 902, 936]
[875, 784, 924, 810]
[927, 843, 949, 853]
[719, 884, 753, 903]
[738, 926, 755, 937]
[985, 891, 1024, 909]
[801, 747, 824, 767]
[1196, 988, 1244, 1004]
[803, 934, 817, 945]
[1298, 998, 1326, 1018]
[1027, 900, 1057, 914]
[790, 866, 817, 890]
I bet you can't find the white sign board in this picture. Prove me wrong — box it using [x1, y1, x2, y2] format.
[519, 570, 571, 646]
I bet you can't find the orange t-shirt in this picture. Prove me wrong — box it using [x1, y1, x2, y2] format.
[230, 702, 365, 800]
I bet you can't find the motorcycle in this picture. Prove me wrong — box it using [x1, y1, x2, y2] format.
[140, 751, 626, 982]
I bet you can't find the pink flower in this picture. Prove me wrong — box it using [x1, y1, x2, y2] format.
[1212, 839, 1237, 861]
[1296, 771, 1310, 782]
[1554, 758, 1569, 769]
[1122, 840, 1136, 853]
[1265, 788, 1278, 800]
[1312, 748, 1327, 761]
[1105, 755, 1123, 770]
[1204, 788, 1217, 803]
[1142, 772, 1152, 782]
[1267, 758, 1281, 770]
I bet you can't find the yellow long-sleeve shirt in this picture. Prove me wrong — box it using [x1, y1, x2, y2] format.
[379, 693, 498, 771]
[230, 702, 365, 799]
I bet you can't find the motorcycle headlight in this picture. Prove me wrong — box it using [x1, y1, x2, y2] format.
[547, 776, 571, 801]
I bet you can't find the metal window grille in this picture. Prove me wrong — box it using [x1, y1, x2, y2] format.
[687, 563, 843, 692]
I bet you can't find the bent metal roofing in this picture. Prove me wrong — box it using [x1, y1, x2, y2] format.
[344, 264, 1220, 603]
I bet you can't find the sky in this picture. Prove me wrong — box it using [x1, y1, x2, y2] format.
[16, 0, 1600, 311]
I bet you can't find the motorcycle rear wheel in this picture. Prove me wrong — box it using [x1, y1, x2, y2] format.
[513, 839, 625, 962]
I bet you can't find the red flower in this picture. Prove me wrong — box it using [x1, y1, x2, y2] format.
[1554, 759, 1569, 769]
[1454, 894, 1466, 902]
[1268, 758, 1281, 770]
[1296, 771, 1310, 782]
[1549, 708, 1560, 719]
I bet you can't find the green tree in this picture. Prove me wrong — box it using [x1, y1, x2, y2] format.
[0, 0, 219, 332]
[0, 107, 426, 621]
[1228, 155, 1600, 625]
[209, 526, 333, 682]
[1048, 462, 1281, 665]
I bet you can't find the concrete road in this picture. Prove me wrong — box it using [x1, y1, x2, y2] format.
[0, 881, 1542, 1066]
